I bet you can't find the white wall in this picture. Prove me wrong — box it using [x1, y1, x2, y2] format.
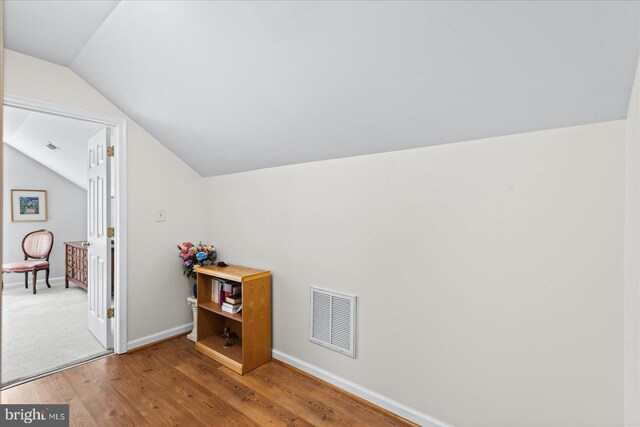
[203, 121, 625, 426]
[625, 60, 640, 427]
[3, 49, 205, 342]
[2, 144, 86, 283]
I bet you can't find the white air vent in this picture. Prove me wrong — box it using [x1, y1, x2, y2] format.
[310, 287, 356, 357]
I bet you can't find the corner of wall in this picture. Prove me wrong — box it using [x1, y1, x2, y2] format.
[624, 57, 640, 427]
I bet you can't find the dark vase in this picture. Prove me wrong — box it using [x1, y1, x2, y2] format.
[192, 283, 198, 298]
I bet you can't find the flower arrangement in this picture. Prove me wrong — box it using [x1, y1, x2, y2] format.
[177, 241, 217, 279]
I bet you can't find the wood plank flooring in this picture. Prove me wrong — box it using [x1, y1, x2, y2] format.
[0, 336, 414, 426]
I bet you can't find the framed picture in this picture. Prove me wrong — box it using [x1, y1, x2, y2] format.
[11, 189, 47, 222]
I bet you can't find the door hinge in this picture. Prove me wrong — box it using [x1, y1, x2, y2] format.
[107, 308, 115, 318]
[107, 227, 115, 238]
[106, 146, 115, 157]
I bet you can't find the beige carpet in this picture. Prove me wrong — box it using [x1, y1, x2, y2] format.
[1, 279, 110, 386]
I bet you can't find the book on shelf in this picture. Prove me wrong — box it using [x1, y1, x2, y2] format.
[212, 279, 241, 305]
[221, 303, 242, 314]
[222, 301, 240, 308]
[222, 300, 241, 308]
[221, 281, 237, 293]
[210, 280, 221, 303]
[225, 293, 242, 304]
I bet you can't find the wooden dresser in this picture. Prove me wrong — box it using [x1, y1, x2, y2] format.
[65, 241, 87, 290]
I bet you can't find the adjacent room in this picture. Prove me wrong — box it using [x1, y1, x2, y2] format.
[0, 1, 639, 427]
[1, 106, 112, 386]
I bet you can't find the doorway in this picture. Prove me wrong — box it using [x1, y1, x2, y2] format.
[1, 95, 128, 387]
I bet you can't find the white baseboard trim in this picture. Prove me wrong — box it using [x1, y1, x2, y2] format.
[127, 322, 193, 351]
[3, 276, 65, 289]
[272, 349, 448, 427]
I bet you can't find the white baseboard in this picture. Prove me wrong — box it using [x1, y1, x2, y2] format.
[272, 349, 448, 427]
[127, 322, 193, 351]
[3, 276, 65, 289]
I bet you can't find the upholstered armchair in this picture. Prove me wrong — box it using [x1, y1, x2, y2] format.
[2, 229, 54, 294]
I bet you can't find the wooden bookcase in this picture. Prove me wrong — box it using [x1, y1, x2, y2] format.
[194, 264, 271, 375]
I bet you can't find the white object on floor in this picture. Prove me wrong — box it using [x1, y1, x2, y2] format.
[1, 280, 110, 386]
[187, 296, 197, 342]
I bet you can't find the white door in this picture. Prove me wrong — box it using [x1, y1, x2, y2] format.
[87, 128, 113, 349]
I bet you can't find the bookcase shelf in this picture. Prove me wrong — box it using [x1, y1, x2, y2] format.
[197, 335, 243, 366]
[199, 301, 243, 322]
[194, 264, 271, 375]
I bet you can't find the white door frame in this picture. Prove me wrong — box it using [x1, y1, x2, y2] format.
[4, 94, 128, 354]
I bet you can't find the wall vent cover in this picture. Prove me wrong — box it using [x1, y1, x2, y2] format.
[310, 287, 356, 357]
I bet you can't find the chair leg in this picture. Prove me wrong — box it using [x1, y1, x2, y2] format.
[45, 269, 51, 288]
[32, 270, 37, 295]
[25, 272, 28, 289]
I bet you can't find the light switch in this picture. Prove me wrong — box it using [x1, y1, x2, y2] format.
[155, 209, 166, 222]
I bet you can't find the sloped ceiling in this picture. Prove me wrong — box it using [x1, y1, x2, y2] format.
[3, 106, 105, 189]
[4, 0, 119, 66]
[5, 1, 640, 176]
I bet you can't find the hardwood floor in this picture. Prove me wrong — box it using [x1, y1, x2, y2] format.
[1, 336, 414, 426]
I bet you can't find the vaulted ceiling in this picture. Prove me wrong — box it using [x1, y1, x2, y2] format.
[5, 1, 640, 176]
[4, 106, 104, 189]
[5, 0, 119, 66]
